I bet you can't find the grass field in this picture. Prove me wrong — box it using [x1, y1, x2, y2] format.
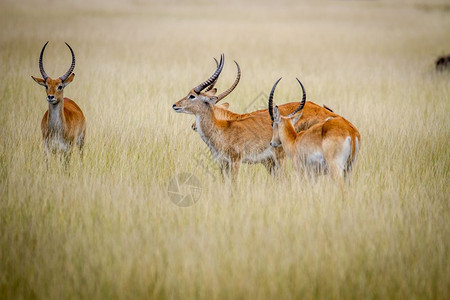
[1, 0, 449, 299]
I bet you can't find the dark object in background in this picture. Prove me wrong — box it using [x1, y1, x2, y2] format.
[436, 55, 450, 71]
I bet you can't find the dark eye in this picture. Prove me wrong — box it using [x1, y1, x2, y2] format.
[57, 85, 63, 90]
[45, 85, 48, 89]
[188, 94, 195, 99]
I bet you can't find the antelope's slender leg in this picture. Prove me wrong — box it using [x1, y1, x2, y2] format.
[78, 133, 85, 163]
[230, 160, 241, 183]
[44, 141, 50, 170]
[219, 160, 231, 180]
[263, 157, 280, 177]
[328, 163, 346, 192]
[62, 150, 71, 172]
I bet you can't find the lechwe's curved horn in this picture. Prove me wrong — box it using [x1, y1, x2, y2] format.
[193, 54, 224, 94]
[268, 77, 282, 122]
[204, 58, 220, 92]
[39, 41, 49, 80]
[215, 61, 241, 104]
[59, 42, 76, 82]
[287, 78, 306, 118]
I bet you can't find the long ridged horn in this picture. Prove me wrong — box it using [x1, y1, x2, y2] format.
[59, 42, 76, 82]
[268, 77, 282, 122]
[193, 54, 224, 94]
[204, 58, 220, 92]
[39, 41, 49, 80]
[216, 61, 241, 103]
[287, 78, 306, 118]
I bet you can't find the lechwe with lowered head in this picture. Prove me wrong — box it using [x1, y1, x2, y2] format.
[268, 78, 360, 186]
[31, 42, 86, 168]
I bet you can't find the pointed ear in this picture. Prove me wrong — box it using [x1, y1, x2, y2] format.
[220, 102, 230, 109]
[31, 76, 46, 86]
[274, 106, 281, 123]
[62, 73, 75, 87]
[205, 88, 217, 96]
[291, 111, 303, 125]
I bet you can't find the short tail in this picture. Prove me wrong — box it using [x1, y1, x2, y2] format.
[346, 136, 359, 173]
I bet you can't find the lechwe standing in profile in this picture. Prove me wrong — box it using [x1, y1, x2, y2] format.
[31, 42, 86, 168]
[268, 78, 360, 187]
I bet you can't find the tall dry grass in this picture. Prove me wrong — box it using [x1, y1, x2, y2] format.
[0, 0, 449, 299]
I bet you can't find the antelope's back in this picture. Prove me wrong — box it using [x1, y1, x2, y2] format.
[292, 101, 338, 131]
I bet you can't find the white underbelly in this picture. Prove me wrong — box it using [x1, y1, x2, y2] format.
[195, 118, 275, 164]
[305, 152, 327, 171]
[242, 147, 275, 164]
[206, 147, 275, 165]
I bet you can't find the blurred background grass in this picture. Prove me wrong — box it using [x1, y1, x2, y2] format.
[0, 0, 449, 299]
